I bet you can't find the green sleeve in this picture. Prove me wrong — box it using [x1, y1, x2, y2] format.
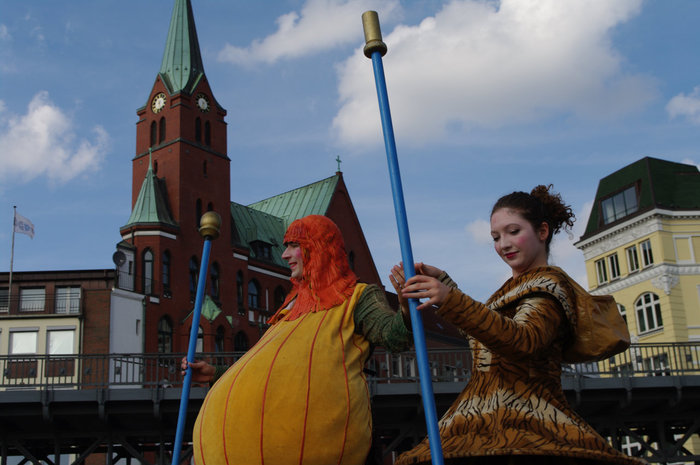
[354, 284, 412, 353]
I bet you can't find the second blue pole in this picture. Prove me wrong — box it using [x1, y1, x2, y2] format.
[362, 11, 444, 465]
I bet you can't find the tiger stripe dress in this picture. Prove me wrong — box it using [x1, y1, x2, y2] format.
[396, 267, 646, 465]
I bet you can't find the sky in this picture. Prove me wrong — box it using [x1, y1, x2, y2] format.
[1, 0, 700, 302]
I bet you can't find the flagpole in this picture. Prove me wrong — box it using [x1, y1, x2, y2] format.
[9, 206, 16, 312]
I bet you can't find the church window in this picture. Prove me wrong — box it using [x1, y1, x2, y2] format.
[210, 262, 220, 300]
[162, 250, 171, 294]
[196, 199, 202, 229]
[157, 316, 173, 353]
[234, 331, 249, 351]
[159, 117, 166, 143]
[150, 121, 157, 147]
[248, 280, 260, 309]
[143, 249, 154, 295]
[189, 257, 199, 296]
[215, 326, 225, 353]
[153, 160, 158, 174]
[195, 117, 202, 142]
[205, 121, 211, 146]
[237, 271, 244, 314]
[203, 160, 207, 177]
[196, 325, 204, 353]
[348, 250, 355, 271]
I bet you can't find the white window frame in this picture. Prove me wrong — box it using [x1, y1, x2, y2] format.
[55, 286, 81, 314]
[635, 292, 663, 334]
[20, 288, 45, 312]
[608, 253, 620, 280]
[640, 239, 654, 267]
[47, 328, 75, 355]
[595, 258, 608, 284]
[9, 329, 38, 354]
[626, 246, 639, 273]
[0, 287, 8, 312]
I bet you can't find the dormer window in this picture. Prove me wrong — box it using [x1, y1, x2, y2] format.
[601, 185, 638, 225]
[250, 240, 272, 261]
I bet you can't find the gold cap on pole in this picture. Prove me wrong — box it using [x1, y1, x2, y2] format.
[362, 11, 387, 58]
[199, 211, 221, 240]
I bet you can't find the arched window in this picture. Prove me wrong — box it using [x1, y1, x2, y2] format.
[142, 249, 153, 295]
[274, 286, 287, 311]
[207, 202, 213, 212]
[189, 257, 199, 296]
[159, 117, 166, 143]
[635, 292, 663, 333]
[348, 250, 355, 271]
[150, 121, 157, 147]
[237, 271, 244, 314]
[196, 199, 202, 229]
[203, 160, 207, 177]
[215, 326, 225, 353]
[157, 316, 173, 353]
[210, 262, 220, 300]
[161, 250, 171, 293]
[153, 160, 158, 174]
[196, 325, 204, 353]
[234, 331, 249, 351]
[195, 117, 202, 142]
[204, 121, 211, 146]
[248, 280, 260, 309]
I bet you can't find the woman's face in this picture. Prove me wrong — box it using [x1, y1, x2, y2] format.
[281, 242, 304, 279]
[490, 208, 549, 278]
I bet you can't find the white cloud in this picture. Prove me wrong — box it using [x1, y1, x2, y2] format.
[0, 92, 109, 185]
[0, 24, 10, 41]
[333, 0, 654, 146]
[218, 0, 400, 65]
[465, 218, 491, 245]
[681, 158, 700, 170]
[667, 86, 700, 124]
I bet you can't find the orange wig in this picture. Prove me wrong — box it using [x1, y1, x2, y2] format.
[270, 215, 357, 322]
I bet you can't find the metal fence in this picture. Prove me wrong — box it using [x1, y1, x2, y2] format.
[1, 342, 698, 390]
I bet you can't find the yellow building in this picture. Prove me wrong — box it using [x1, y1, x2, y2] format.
[575, 157, 700, 348]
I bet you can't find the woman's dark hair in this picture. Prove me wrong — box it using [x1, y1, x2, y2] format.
[491, 184, 575, 254]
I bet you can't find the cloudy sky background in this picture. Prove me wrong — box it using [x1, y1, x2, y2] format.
[1, 0, 700, 301]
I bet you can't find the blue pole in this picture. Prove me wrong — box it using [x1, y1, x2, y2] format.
[172, 212, 220, 465]
[362, 11, 444, 465]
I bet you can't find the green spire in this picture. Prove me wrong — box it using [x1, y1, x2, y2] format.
[159, 0, 205, 95]
[123, 150, 178, 229]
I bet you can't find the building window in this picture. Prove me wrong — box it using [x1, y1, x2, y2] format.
[196, 326, 204, 353]
[204, 121, 211, 146]
[635, 292, 663, 333]
[215, 326, 225, 353]
[203, 160, 207, 177]
[234, 331, 249, 351]
[0, 287, 8, 312]
[143, 249, 154, 295]
[595, 259, 608, 285]
[237, 271, 245, 315]
[196, 199, 202, 229]
[159, 117, 166, 143]
[195, 117, 202, 142]
[10, 330, 37, 354]
[248, 280, 260, 309]
[47, 329, 75, 355]
[162, 251, 171, 293]
[150, 121, 157, 146]
[158, 316, 173, 353]
[210, 262, 220, 300]
[608, 253, 620, 280]
[189, 257, 199, 296]
[20, 288, 45, 312]
[55, 286, 81, 314]
[274, 286, 287, 311]
[626, 246, 639, 273]
[601, 185, 638, 225]
[640, 239, 654, 267]
[348, 251, 355, 271]
[617, 304, 627, 324]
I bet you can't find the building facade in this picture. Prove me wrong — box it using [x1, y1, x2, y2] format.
[575, 157, 700, 349]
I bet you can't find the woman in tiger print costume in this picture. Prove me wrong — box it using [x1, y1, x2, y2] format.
[391, 185, 646, 465]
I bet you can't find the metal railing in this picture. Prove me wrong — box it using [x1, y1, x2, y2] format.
[0, 343, 698, 390]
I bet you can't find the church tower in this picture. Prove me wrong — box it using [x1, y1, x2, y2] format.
[119, 0, 234, 354]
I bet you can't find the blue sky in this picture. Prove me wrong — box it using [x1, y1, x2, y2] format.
[1, 0, 699, 301]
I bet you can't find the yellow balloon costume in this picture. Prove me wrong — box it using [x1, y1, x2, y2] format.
[193, 215, 410, 465]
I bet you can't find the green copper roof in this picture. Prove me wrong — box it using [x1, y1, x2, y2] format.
[582, 157, 700, 238]
[159, 0, 205, 95]
[248, 175, 339, 224]
[230, 175, 340, 267]
[123, 156, 178, 230]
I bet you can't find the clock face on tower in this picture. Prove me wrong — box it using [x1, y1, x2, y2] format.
[151, 92, 167, 113]
[196, 93, 210, 112]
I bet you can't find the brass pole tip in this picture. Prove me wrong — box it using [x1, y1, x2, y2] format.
[362, 10, 387, 58]
[199, 211, 221, 240]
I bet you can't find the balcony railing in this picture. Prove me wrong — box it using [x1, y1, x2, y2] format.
[0, 343, 698, 390]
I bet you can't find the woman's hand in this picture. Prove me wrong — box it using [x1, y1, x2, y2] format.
[390, 264, 409, 317]
[402, 275, 450, 310]
[181, 357, 216, 384]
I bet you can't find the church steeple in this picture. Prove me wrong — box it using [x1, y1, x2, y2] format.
[122, 151, 177, 231]
[159, 0, 205, 95]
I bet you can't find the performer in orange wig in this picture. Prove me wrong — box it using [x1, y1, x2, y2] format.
[190, 215, 411, 465]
